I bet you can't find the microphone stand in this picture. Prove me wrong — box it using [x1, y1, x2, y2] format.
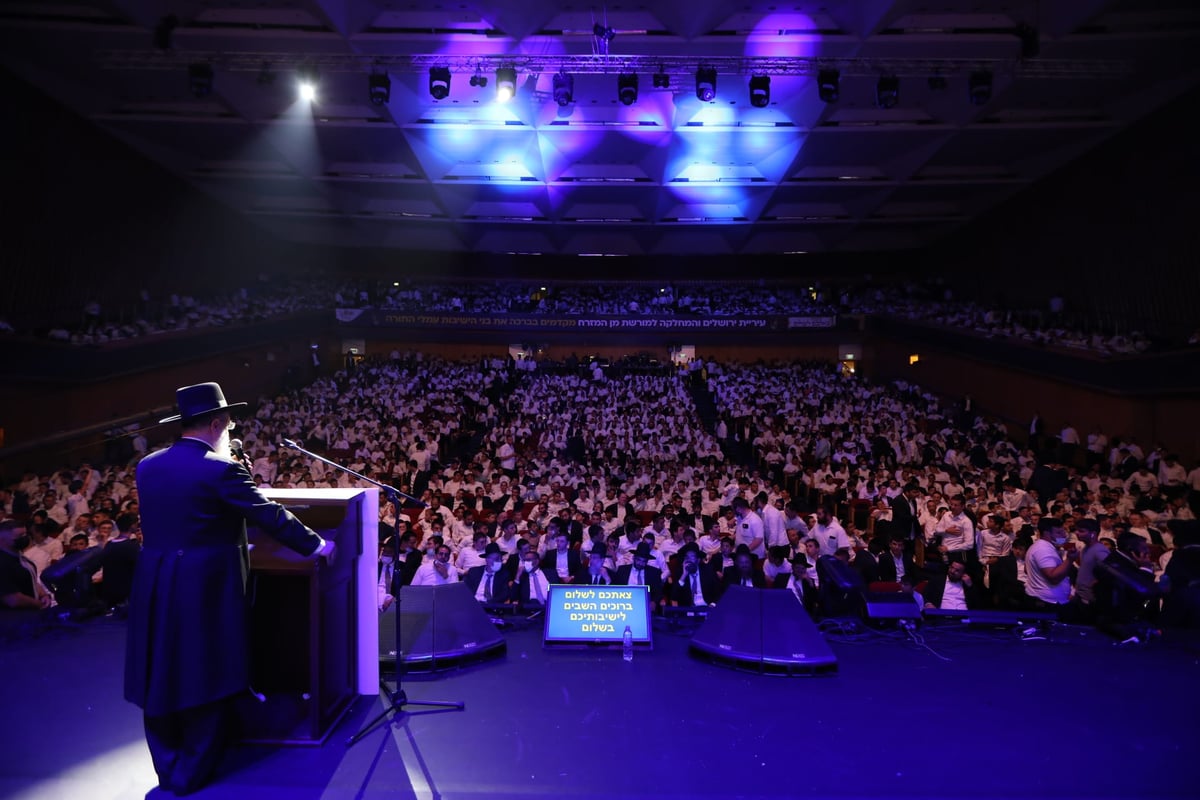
[277, 438, 464, 748]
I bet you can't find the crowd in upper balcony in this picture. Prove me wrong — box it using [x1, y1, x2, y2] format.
[2, 276, 1196, 355]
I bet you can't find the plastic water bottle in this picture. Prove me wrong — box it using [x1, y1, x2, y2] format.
[622, 625, 633, 662]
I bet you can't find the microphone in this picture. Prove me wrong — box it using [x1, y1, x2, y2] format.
[230, 438, 245, 460]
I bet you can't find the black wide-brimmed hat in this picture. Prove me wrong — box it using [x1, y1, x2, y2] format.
[159, 382, 248, 424]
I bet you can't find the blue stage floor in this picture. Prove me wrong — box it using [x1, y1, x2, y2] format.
[1, 613, 1196, 799]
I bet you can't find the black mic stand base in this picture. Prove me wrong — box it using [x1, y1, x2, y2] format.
[345, 679, 464, 747]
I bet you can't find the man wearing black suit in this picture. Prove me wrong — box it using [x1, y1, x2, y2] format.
[615, 542, 664, 604]
[540, 529, 582, 584]
[722, 545, 766, 589]
[923, 560, 983, 611]
[888, 483, 924, 560]
[464, 543, 513, 606]
[126, 383, 334, 795]
[511, 547, 554, 610]
[668, 543, 720, 606]
[574, 542, 614, 586]
[604, 493, 637, 526]
[877, 536, 919, 585]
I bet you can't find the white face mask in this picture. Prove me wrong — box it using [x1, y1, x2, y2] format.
[523, 562, 537, 573]
[487, 561, 502, 573]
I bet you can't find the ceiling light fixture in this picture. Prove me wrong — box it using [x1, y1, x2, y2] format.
[297, 62, 319, 102]
[495, 67, 517, 102]
[968, 70, 992, 105]
[695, 66, 717, 102]
[618, 73, 639, 106]
[188, 63, 213, 98]
[749, 74, 770, 107]
[875, 76, 899, 109]
[428, 67, 450, 100]
[817, 69, 839, 103]
[553, 72, 574, 106]
[370, 72, 392, 104]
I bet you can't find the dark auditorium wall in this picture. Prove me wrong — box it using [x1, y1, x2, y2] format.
[865, 338, 1200, 464]
[0, 67, 325, 332]
[0, 339, 322, 475]
[928, 83, 1200, 340]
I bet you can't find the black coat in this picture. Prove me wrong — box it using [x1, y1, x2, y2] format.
[511, 566, 555, 607]
[615, 563, 664, 603]
[877, 551, 919, 584]
[924, 572, 983, 610]
[541, 548, 583, 583]
[464, 565, 513, 605]
[988, 554, 1024, 609]
[722, 567, 767, 589]
[670, 564, 721, 605]
[125, 438, 324, 715]
[888, 495, 922, 542]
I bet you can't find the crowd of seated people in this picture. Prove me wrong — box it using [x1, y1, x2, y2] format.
[838, 281, 1159, 356]
[6, 275, 1193, 357]
[363, 280, 836, 318]
[4, 354, 1199, 637]
[9, 276, 337, 346]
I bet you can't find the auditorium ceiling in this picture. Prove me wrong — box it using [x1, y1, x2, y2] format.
[2, 1, 1198, 255]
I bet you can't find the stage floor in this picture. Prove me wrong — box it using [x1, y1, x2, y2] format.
[1, 613, 1196, 799]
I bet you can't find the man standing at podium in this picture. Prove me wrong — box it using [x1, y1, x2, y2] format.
[125, 382, 335, 795]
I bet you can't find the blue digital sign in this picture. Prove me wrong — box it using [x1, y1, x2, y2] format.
[543, 585, 653, 647]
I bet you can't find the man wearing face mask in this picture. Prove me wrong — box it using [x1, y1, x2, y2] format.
[125, 382, 335, 795]
[465, 543, 512, 606]
[411, 543, 459, 586]
[0, 520, 55, 610]
[512, 547, 552, 610]
[1024, 516, 1078, 612]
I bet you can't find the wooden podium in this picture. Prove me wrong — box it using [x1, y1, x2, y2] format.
[235, 488, 379, 745]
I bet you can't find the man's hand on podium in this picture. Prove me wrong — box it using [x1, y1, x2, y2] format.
[316, 538, 337, 565]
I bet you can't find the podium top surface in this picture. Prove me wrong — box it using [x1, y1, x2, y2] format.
[263, 488, 377, 503]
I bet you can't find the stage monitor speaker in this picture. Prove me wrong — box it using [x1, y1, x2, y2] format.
[41, 546, 104, 607]
[689, 586, 837, 676]
[380, 583, 505, 672]
[817, 555, 864, 592]
[864, 591, 922, 621]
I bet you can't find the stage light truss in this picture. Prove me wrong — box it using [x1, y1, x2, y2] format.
[95, 51, 1130, 81]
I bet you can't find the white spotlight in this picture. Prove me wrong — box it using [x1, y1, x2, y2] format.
[299, 82, 316, 102]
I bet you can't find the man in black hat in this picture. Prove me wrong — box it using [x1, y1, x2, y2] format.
[575, 543, 613, 586]
[125, 382, 335, 795]
[722, 544, 766, 589]
[616, 542, 664, 604]
[667, 542, 720, 607]
[465, 542, 512, 607]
